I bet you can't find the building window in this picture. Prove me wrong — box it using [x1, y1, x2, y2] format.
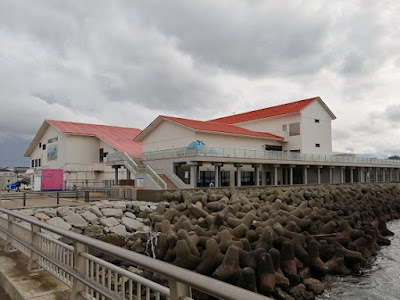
[38, 159, 41, 166]
[264, 145, 282, 151]
[42, 144, 46, 150]
[31, 160, 34, 168]
[39, 143, 41, 148]
[34, 159, 38, 167]
[289, 122, 300, 136]
[99, 148, 108, 163]
[282, 124, 287, 131]
[315, 143, 320, 148]
[315, 119, 320, 123]
[290, 149, 301, 153]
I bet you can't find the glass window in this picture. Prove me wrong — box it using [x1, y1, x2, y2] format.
[315, 119, 320, 123]
[289, 122, 300, 136]
[315, 143, 320, 148]
[31, 160, 34, 168]
[282, 124, 287, 131]
[42, 144, 46, 150]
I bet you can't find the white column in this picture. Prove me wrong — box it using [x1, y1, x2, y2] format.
[236, 165, 242, 187]
[274, 166, 278, 185]
[214, 165, 219, 187]
[360, 168, 365, 183]
[350, 168, 354, 183]
[340, 167, 345, 183]
[190, 165, 197, 187]
[382, 169, 386, 182]
[317, 166, 322, 184]
[304, 166, 308, 185]
[255, 165, 260, 186]
[289, 166, 294, 185]
[390, 169, 393, 182]
[329, 167, 334, 184]
[376, 168, 379, 182]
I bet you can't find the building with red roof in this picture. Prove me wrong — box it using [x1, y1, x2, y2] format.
[25, 120, 142, 190]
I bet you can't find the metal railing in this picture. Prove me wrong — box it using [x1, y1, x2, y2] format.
[142, 146, 400, 167]
[0, 208, 267, 300]
[0, 191, 90, 206]
[107, 152, 167, 189]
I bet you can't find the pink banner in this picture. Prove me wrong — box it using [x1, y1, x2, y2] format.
[41, 169, 63, 191]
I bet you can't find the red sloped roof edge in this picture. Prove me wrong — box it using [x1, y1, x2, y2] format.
[161, 115, 284, 140]
[46, 120, 143, 157]
[210, 97, 320, 124]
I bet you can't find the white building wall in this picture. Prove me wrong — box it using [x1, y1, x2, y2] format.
[232, 113, 303, 152]
[301, 100, 333, 154]
[30, 126, 67, 169]
[195, 132, 281, 150]
[141, 121, 197, 152]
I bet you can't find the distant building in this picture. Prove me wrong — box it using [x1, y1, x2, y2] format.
[26, 97, 400, 190]
[24, 120, 142, 190]
[0, 168, 17, 190]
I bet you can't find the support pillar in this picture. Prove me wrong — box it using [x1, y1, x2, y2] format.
[340, 167, 345, 183]
[214, 165, 219, 188]
[289, 165, 294, 185]
[382, 168, 386, 182]
[376, 168, 379, 182]
[317, 166, 322, 184]
[235, 164, 242, 187]
[367, 168, 372, 182]
[350, 167, 354, 183]
[254, 165, 261, 186]
[114, 166, 120, 185]
[273, 165, 279, 186]
[360, 168, 365, 183]
[190, 165, 197, 188]
[329, 167, 334, 184]
[303, 166, 309, 185]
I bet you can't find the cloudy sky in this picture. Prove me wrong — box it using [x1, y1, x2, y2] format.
[1, 0, 400, 166]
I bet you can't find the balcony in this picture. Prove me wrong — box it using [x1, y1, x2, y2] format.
[142, 146, 400, 167]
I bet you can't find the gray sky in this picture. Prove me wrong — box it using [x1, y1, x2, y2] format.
[1, 0, 400, 166]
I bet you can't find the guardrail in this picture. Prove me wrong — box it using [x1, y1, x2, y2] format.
[0, 191, 90, 206]
[0, 208, 268, 300]
[107, 152, 167, 189]
[142, 146, 400, 167]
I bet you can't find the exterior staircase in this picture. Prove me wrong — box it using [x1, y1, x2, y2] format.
[158, 174, 178, 189]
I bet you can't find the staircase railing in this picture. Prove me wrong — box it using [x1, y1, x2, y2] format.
[106, 152, 167, 189]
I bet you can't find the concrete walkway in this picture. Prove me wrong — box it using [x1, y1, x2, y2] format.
[0, 240, 71, 300]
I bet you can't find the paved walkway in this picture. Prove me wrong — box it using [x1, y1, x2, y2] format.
[0, 239, 71, 300]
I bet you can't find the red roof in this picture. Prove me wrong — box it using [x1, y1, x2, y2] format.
[161, 116, 284, 140]
[47, 120, 142, 157]
[210, 97, 319, 124]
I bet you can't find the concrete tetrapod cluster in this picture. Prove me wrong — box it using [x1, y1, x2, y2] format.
[149, 183, 400, 300]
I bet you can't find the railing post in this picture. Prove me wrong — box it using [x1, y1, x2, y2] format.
[85, 191, 90, 203]
[57, 192, 60, 205]
[168, 279, 192, 300]
[23, 192, 26, 207]
[70, 241, 88, 300]
[28, 224, 42, 271]
[4, 216, 16, 252]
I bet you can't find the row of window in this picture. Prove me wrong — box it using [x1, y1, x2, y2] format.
[39, 143, 46, 150]
[31, 159, 41, 168]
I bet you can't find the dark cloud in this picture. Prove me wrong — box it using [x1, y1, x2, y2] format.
[1, 0, 400, 163]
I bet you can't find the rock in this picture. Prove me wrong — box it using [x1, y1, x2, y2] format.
[124, 212, 136, 219]
[18, 209, 35, 216]
[81, 211, 98, 223]
[47, 217, 72, 230]
[34, 213, 50, 221]
[109, 224, 128, 237]
[36, 208, 57, 217]
[101, 208, 123, 217]
[63, 213, 88, 229]
[84, 225, 104, 237]
[88, 206, 103, 217]
[57, 207, 75, 218]
[99, 217, 120, 227]
[121, 217, 144, 231]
